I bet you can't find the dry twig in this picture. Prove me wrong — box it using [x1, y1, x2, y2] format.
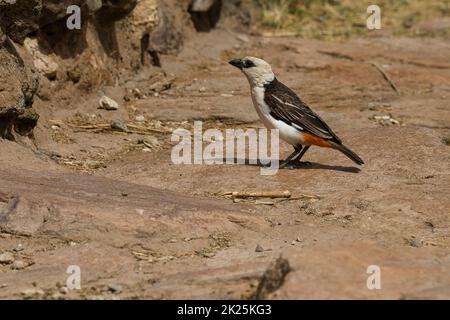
[224, 191, 292, 199]
[371, 62, 400, 95]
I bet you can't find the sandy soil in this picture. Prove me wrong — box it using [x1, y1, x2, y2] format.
[1, 29, 450, 299]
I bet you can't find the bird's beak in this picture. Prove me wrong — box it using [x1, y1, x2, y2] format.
[229, 59, 244, 69]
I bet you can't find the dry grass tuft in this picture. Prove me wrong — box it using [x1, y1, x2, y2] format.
[256, 0, 450, 39]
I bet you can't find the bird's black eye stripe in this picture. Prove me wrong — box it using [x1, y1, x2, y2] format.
[243, 60, 256, 68]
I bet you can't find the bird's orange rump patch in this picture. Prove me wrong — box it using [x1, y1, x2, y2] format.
[302, 132, 332, 148]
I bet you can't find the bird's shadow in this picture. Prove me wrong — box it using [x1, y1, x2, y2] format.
[220, 158, 361, 173]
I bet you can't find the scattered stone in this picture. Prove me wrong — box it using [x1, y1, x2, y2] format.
[0, 252, 14, 264]
[59, 286, 69, 295]
[14, 244, 24, 252]
[199, 86, 206, 93]
[169, 239, 177, 243]
[51, 125, 60, 130]
[11, 260, 26, 270]
[255, 244, 264, 252]
[142, 147, 152, 153]
[21, 288, 45, 299]
[108, 284, 123, 294]
[370, 114, 400, 126]
[236, 34, 250, 43]
[51, 292, 63, 300]
[131, 88, 142, 97]
[0, 284, 6, 289]
[135, 115, 145, 122]
[111, 119, 128, 132]
[99, 96, 119, 111]
[69, 241, 77, 247]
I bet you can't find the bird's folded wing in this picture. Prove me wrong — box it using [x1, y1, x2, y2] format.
[265, 92, 341, 143]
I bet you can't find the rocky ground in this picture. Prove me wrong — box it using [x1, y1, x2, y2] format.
[1, 1, 450, 300]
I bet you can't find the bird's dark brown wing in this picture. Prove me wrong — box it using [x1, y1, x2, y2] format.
[264, 78, 342, 143]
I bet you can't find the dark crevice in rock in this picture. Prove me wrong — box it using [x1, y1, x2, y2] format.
[39, 19, 87, 59]
[95, 21, 121, 61]
[189, 0, 222, 32]
[14, 109, 40, 137]
[95, 0, 138, 24]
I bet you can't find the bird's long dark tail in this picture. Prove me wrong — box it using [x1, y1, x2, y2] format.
[329, 141, 364, 165]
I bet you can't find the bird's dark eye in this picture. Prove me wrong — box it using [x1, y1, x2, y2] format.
[243, 60, 256, 68]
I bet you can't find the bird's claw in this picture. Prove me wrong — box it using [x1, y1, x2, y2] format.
[296, 161, 312, 167]
[279, 160, 312, 169]
[279, 160, 299, 169]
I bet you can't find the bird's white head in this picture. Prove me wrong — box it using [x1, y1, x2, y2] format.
[229, 56, 275, 87]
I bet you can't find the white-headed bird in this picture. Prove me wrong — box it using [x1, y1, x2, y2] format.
[229, 56, 364, 168]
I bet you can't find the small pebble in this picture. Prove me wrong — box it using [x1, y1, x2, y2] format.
[0, 252, 14, 264]
[21, 289, 45, 299]
[98, 95, 119, 110]
[111, 119, 127, 132]
[51, 292, 63, 300]
[135, 115, 145, 122]
[255, 244, 264, 252]
[11, 260, 26, 270]
[108, 284, 123, 294]
[60, 286, 69, 295]
[236, 34, 250, 43]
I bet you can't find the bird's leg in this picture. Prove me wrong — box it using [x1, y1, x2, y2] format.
[293, 145, 311, 165]
[279, 146, 303, 169]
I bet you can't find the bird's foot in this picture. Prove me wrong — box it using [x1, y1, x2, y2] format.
[279, 160, 300, 170]
[295, 161, 313, 167]
[279, 160, 313, 169]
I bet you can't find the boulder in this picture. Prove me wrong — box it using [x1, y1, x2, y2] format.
[0, 28, 40, 140]
[23, 38, 59, 79]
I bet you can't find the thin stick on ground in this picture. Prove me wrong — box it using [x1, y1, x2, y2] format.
[222, 191, 292, 199]
[49, 120, 169, 135]
[371, 62, 400, 95]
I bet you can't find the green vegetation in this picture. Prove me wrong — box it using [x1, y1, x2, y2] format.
[256, 0, 450, 38]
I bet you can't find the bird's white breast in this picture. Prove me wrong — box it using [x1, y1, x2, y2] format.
[251, 86, 304, 146]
